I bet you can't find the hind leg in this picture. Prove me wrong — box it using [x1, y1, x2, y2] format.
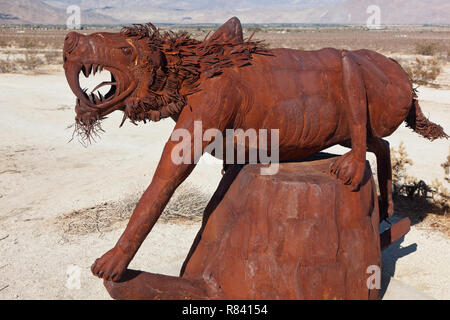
[330, 50, 367, 190]
[368, 137, 394, 220]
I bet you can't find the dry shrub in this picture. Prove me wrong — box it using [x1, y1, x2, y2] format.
[21, 38, 37, 49]
[430, 179, 450, 211]
[15, 52, 45, 71]
[0, 55, 17, 73]
[391, 142, 414, 195]
[442, 152, 450, 182]
[403, 58, 441, 87]
[161, 184, 210, 223]
[415, 42, 439, 56]
[57, 183, 209, 236]
[391, 142, 449, 236]
[0, 49, 61, 73]
[0, 52, 46, 73]
[44, 51, 62, 65]
[430, 151, 450, 210]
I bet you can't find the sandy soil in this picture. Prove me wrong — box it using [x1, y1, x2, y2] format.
[0, 71, 449, 299]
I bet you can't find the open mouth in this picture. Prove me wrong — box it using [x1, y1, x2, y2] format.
[65, 62, 137, 114]
[80, 64, 117, 105]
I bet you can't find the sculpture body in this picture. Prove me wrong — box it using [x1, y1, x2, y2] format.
[62, 17, 447, 295]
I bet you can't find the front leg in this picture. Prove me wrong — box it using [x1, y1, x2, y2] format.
[330, 50, 368, 191]
[91, 76, 240, 281]
[91, 133, 197, 282]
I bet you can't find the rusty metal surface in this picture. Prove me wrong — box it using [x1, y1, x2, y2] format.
[62, 17, 447, 297]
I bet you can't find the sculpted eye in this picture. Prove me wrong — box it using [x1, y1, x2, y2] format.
[121, 47, 132, 55]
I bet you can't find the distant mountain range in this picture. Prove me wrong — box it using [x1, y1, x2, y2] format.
[1, 0, 449, 25]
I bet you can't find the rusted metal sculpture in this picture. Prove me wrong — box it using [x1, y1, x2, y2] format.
[63, 17, 447, 298]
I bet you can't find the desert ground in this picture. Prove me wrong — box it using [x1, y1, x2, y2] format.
[0, 26, 449, 299]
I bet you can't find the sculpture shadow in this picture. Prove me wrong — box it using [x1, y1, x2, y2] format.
[379, 191, 445, 298]
[379, 218, 418, 299]
[394, 194, 446, 227]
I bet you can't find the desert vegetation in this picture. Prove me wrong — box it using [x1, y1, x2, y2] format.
[57, 183, 209, 237]
[393, 41, 450, 87]
[0, 35, 60, 73]
[0, 27, 84, 73]
[402, 58, 442, 87]
[391, 142, 449, 236]
[415, 42, 440, 56]
[1, 25, 450, 84]
[0, 51, 47, 73]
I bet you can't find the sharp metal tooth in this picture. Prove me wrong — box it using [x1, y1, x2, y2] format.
[81, 65, 88, 77]
[98, 92, 103, 101]
[84, 64, 92, 76]
[99, 65, 104, 73]
[89, 93, 95, 103]
[119, 113, 127, 128]
[93, 64, 99, 75]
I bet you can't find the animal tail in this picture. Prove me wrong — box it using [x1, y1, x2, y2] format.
[405, 99, 448, 141]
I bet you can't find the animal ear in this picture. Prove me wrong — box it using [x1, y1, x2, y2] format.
[209, 17, 244, 43]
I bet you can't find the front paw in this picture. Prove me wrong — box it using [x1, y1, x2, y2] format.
[329, 152, 366, 191]
[91, 247, 132, 282]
